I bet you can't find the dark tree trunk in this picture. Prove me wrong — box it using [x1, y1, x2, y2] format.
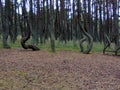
[99, 0, 103, 42]
[49, 0, 55, 52]
[0, 0, 2, 35]
[21, 16, 39, 51]
[12, 0, 17, 43]
[2, 0, 11, 48]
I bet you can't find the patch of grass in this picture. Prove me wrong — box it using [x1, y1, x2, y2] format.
[0, 80, 6, 87]
[54, 41, 80, 51]
[92, 42, 104, 52]
[0, 39, 104, 52]
[0, 70, 30, 90]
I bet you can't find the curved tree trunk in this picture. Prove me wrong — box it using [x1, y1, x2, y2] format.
[103, 34, 111, 54]
[79, 36, 86, 52]
[21, 16, 39, 51]
[103, 33, 120, 55]
[78, 21, 93, 54]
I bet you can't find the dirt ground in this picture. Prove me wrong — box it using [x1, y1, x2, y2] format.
[0, 49, 120, 90]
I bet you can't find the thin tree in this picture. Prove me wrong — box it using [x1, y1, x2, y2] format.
[2, 0, 11, 48]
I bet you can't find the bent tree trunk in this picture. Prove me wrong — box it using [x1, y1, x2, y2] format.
[21, 16, 39, 51]
[78, 21, 93, 54]
[103, 33, 111, 54]
[103, 33, 120, 55]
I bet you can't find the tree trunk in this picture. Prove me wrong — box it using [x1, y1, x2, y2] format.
[79, 21, 93, 54]
[2, 0, 11, 48]
[21, 16, 39, 51]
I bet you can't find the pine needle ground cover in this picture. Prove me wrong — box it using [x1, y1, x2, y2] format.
[0, 49, 120, 90]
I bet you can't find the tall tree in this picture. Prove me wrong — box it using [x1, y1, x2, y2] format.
[48, 0, 55, 51]
[12, 0, 18, 43]
[1, 0, 11, 48]
[0, 0, 2, 36]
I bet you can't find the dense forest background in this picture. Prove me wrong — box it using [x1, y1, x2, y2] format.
[0, 0, 120, 53]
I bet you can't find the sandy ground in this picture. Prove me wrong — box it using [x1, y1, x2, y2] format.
[0, 49, 120, 90]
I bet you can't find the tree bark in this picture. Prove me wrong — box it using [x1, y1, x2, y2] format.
[79, 21, 93, 54]
[21, 16, 39, 51]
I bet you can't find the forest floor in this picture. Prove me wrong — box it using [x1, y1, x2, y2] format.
[0, 49, 120, 90]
